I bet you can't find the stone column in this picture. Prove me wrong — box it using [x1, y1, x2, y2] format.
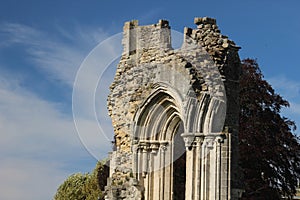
[152, 150, 160, 200]
[201, 136, 215, 200]
[136, 145, 143, 180]
[147, 142, 159, 200]
[132, 142, 139, 177]
[142, 146, 148, 178]
[181, 133, 205, 200]
[194, 136, 203, 200]
[159, 143, 167, 200]
[200, 138, 207, 200]
[181, 133, 195, 200]
[164, 143, 172, 200]
[215, 136, 224, 200]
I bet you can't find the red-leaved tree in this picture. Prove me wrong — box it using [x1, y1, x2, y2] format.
[239, 58, 300, 199]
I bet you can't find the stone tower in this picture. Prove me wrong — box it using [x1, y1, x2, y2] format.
[105, 17, 243, 199]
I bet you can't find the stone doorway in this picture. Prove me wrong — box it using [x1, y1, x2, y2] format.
[131, 90, 186, 200]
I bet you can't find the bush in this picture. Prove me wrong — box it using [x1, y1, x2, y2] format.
[54, 160, 109, 200]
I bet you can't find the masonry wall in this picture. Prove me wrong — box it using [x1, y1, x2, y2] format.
[106, 17, 243, 199]
[189, 17, 242, 192]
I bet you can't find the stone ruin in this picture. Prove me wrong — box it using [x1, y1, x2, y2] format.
[105, 17, 243, 199]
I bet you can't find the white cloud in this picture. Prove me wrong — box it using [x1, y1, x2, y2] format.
[0, 78, 76, 154]
[0, 21, 118, 149]
[290, 102, 300, 115]
[0, 79, 69, 199]
[0, 74, 110, 200]
[267, 76, 300, 99]
[72, 32, 122, 158]
[267, 76, 300, 134]
[0, 23, 119, 200]
[0, 22, 109, 86]
[0, 158, 67, 200]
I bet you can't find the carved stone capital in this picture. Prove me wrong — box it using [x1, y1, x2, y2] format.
[160, 143, 168, 152]
[203, 133, 226, 149]
[138, 141, 149, 152]
[181, 132, 195, 150]
[181, 132, 204, 150]
[132, 144, 139, 153]
[149, 141, 160, 154]
[136, 140, 163, 154]
[204, 136, 215, 149]
[193, 136, 204, 146]
[215, 135, 224, 144]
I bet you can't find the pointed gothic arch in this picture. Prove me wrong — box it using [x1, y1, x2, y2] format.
[132, 85, 185, 200]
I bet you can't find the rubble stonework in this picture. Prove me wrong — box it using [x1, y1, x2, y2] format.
[105, 17, 243, 200]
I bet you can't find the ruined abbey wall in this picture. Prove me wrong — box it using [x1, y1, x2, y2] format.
[107, 17, 240, 150]
[105, 17, 243, 200]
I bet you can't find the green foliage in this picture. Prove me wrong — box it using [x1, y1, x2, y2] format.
[54, 172, 100, 200]
[95, 160, 109, 192]
[54, 160, 109, 200]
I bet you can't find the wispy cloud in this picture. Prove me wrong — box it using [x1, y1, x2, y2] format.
[0, 23, 118, 200]
[267, 76, 300, 99]
[290, 102, 300, 115]
[0, 74, 92, 200]
[0, 75, 77, 155]
[0, 22, 108, 86]
[267, 76, 300, 134]
[0, 158, 66, 200]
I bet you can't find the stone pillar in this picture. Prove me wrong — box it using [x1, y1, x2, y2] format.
[132, 142, 139, 176]
[185, 145, 195, 200]
[153, 151, 160, 200]
[201, 137, 212, 200]
[198, 134, 227, 200]
[159, 144, 167, 200]
[142, 146, 148, 178]
[181, 133, 204, 200]
[173, 133, 228, 200]
[194, 136, 203, 200]
[148, 143, 159, 200]
[137, 146, 142, 180]
[181, 132, 195, 200]
[215, 136, 224, 200]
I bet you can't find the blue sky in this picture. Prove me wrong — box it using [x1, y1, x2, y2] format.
[0, 0, 299, 199]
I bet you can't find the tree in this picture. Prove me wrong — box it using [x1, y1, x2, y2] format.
[239, 58, 300, 199]
[54, 160, 108, 200]
[95, 160, 109, 193]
